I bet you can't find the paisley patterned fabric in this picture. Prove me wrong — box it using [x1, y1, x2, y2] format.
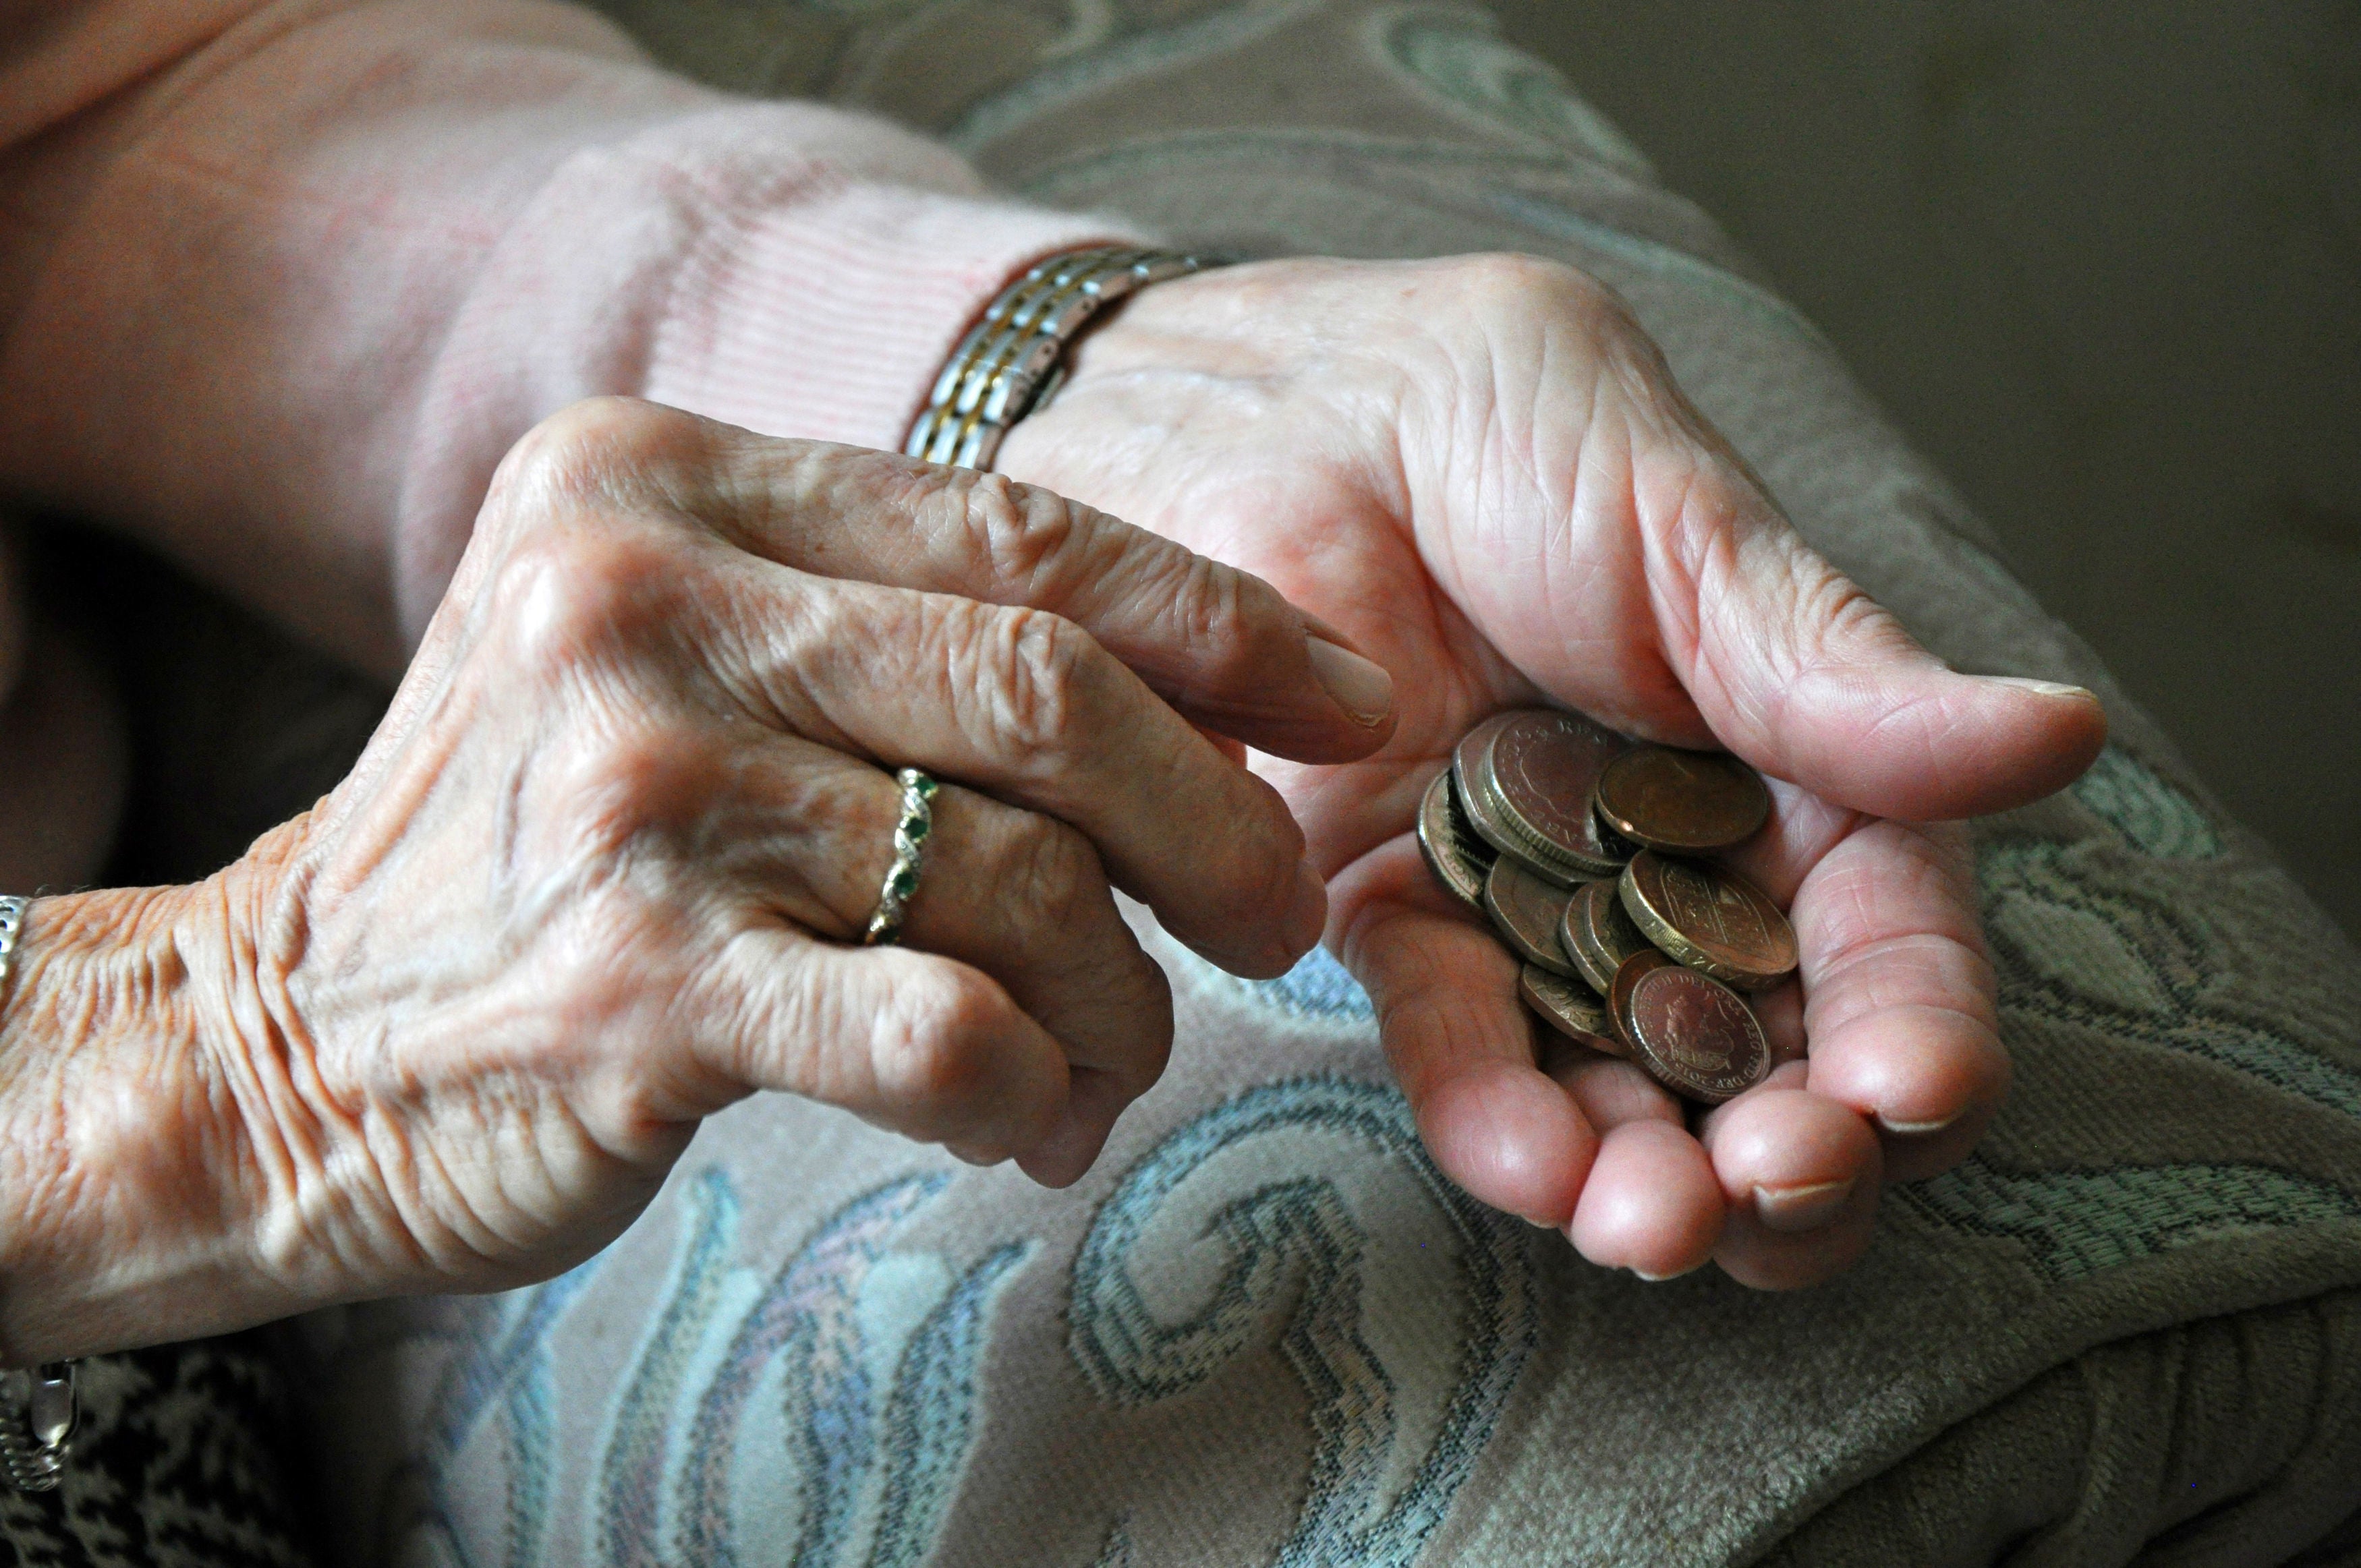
[38, 1, 2361, 1564]
[289, 863, 2361, 1565]
[291, 1035, 1546, 1566]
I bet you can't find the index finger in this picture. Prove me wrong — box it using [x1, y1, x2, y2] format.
[642, 411, 1399, 764]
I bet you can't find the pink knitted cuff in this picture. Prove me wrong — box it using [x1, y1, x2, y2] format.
[643, 177, 1151, 453]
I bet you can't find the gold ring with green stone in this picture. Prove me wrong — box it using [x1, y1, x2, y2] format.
[862, 767, 940, 946]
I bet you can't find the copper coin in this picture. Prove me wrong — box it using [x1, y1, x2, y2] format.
[1591, 746, 1771, 853]
[1519, 965, 1624, 1057]
[1416, 768, 1495, 911]
[1618, 850, 1797, 991]
[1560, 875, 1653, 994]
[1454, 725, 1584, 888]
[1608, 950, 1769, 1105]
[1481, 709, 1634, 878]
[1481, 858, 1581, 977]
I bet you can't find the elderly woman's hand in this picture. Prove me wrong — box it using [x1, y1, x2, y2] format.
[998, 254, 2110, 1289]
[0, 399, 1394, 1360]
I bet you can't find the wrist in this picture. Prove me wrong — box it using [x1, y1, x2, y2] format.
[0, 833, 314, 1361]
[638, 187, 1152, 459]
[905, 246, 1220, 471]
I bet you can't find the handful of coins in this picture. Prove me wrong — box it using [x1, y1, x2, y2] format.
[1416, 709, 1797, 1105]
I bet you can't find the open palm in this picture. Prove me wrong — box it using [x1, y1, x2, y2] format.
[999, 254, 2106, 1287]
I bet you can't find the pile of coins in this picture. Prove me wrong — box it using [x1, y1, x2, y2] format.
[1416, 709, 1796, 1105]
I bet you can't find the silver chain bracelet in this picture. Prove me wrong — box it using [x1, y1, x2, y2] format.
[905, 244, 1221, 472]
[0, 896, 77, 1492]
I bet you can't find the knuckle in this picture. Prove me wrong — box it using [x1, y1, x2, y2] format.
[495, 397, 706, 513]
[948, 475, 1276, 695]
[1796, 569, 1918, 666]
[1142, 547, 1259, 683]
[994, 812, 1108, 933]
[1444, 254, 1670, 399]
[488, 529, 684, 679]
[554, 726, 719, 861]
[875, 972, 1008, 1132]
[1450, 251, 1624, 325]
[946, 470, 1087, 599]
[958, 604, 1104, 759]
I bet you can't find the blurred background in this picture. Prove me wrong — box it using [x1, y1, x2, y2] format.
[1487, 0, 2361, 941]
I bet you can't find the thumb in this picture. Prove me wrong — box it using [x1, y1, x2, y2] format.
[1650, 463, 2107, 820]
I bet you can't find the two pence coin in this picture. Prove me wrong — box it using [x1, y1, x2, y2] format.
[1608, 950, 1770, 1105]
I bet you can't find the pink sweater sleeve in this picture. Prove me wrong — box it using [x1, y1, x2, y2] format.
[0, 0, 1145, 671]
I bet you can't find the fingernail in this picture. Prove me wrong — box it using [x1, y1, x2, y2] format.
[1753, 1178, 1853, 1233]
[1285, 858, 1328, 954]
[1877, 1108, 1964, 1136]
[1022, 1114, 1102, 1189]
[1988, 676, 2096, 701]
[1305, 633, 1394, 727]
[1632, 1259, 1706, 1283]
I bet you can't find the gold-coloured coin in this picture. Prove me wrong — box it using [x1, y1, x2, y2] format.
[1451, 710, 1520, 792]
[1591, 746, 1771, 853]
[1617, 850, 1798, 991]
[1519, 965, 1624, 1057]
[1482, 858, 1581, 978]
[1560, 876, 1653, 995]
[1415, 768, 1495, 911]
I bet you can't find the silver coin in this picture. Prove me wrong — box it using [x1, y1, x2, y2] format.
[1482, 857, 1581, 977]
[1519, 964, 1625, 1057]
[1415, 769, 1494, 910]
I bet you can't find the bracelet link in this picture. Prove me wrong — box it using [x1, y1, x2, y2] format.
[905, 245, 1222, 472]
[0, 895, 25, 995]
[0, 1360, 75, 1492]
[0, 898, 79, 1492]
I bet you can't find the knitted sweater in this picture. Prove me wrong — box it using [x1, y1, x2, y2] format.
[0, 0, 1136, 672]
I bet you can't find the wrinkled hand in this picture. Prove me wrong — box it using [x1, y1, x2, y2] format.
[998, 255, 2107, 1287]
[3, 401, 1396, 1353]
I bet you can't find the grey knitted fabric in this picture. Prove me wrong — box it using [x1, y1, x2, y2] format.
[285, 3, 2361, 1564]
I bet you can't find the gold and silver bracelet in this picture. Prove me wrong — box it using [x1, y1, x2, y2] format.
[904, 244, 1221, 473]
[0, 1362, 76, 1492]
[0, 898, 77, 1493]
